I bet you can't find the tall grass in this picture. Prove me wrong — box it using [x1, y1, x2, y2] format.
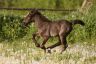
[0, 14, 27, 41]
[0, 6, 96, 43]
[0, 1, 96, 43]
[0, 0, 83, 9]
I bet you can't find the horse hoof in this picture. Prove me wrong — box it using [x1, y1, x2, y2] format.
[46, 48, 51, 53]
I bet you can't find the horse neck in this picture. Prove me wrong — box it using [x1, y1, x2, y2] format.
[34, 14, 49, 28]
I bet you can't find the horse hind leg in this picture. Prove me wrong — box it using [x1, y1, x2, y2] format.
[46, 42, 61, 53]
[46, 36, 61, 53]
[59, 35, 68, 54]
[47, 42, 61, 49]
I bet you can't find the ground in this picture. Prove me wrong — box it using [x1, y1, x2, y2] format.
[0, 41, 96, 64]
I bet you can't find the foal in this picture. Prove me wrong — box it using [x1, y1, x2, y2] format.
[22, 10, 85, 53]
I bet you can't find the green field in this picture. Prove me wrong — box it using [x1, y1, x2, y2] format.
[0, 0, 96, 64]
[0, 40, 96, 64]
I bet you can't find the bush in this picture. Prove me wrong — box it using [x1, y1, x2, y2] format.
[0, 14, 27, 41]
[0, 5, 96, 43]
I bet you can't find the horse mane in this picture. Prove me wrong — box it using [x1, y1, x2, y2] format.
[36, 11, 51, 22]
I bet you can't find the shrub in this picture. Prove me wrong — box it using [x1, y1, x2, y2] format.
[0, 14, 27, 41]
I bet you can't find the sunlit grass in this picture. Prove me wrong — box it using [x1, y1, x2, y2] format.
[0, 2, 96, 64]
[0, 40, 96, 64]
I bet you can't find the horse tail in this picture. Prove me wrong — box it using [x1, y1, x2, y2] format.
[71, 19, 85, 26]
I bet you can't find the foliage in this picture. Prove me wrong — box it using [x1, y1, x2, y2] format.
[0, 1, 96, 63]
[0, 0, 96, 43]
[0, 0, 83, 9]
[0, 14, 27, 41]
[0, 40, 95, 64]
[0, 6, 96, 43]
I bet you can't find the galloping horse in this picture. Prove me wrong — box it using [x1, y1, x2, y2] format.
[22, 9, 85, 53]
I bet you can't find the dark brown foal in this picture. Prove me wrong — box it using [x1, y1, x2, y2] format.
[22, 10, 85, 53]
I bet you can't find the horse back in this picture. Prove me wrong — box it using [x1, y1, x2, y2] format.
[49, 20, 72, 36]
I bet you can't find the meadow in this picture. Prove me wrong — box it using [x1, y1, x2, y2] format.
[0, 0, 96, 64]
[0, 39, 96, 64]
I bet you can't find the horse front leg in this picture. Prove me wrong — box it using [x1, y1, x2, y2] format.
[32, 33, 40, 47]
[40, 36, 49, 51]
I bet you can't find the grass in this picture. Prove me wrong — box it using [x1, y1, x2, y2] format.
[0, 1, 96, 64]
[0, 40, 96, 64]
[0, 7, 96, 64]
[0, 4, 96, 42]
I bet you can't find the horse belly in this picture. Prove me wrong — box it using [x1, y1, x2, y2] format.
[50, 28, 58, 36]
